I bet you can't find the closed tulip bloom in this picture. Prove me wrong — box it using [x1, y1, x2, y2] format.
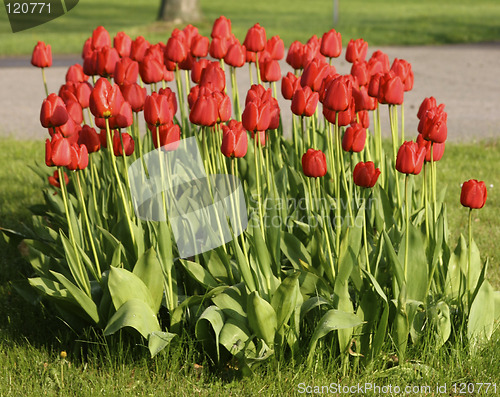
[460, 179, 487, 209]
[89, 78, 125, 118]
[420, 104, 447, 143]
[224, 42, 246, 67]
[150, 122, 181, 150]
[245, 84, 268, 105]
[112, 132, 134, 156]
[416, 134, 445, 162]
[302, 149, 327, 178]
[212, 90, 232, 123]
[91, 26, 111, 51]
[114, 57, 139, 86]
[158, 87, 178, 114]
[75, 82, 92, 109]
[48, 170, 69, 188]
[266, 36, 285, 60]
[345, 38, 368, 63]
[353, 85, 377, 112]
[114, 31, 132, 58]
[342, 123, 366, 152]
[242, 99, 271, 132]
[391, 58, 414, 91]
[144, 92, 175, 126]
[65, 98, 83, 124]
[209, 37, 229, 59]
[130, 36, 150, 62]
[221, 120, 248, 158]
[378, 71, 404, 105]
[259, 58, 281, 82]
[281, 72, 301, 100]
[190, 34, 209, 58]
[286, 41, 305, 70]
[78, 124, 100, 153]
[67, 144, 89, 171]
[211, 16, 232, 39]
[45, 134, 72, 167]
[83, 51, 99, 76]
[320, 29, 342, 58]
[31, 41, 52, 68]
[301, 58, 335, 92]
[243, 23, 267, 53]
[183, 24, 199, 47]
[53, 117, 79, 141]
[353, 161, 380, 188]
[65, 64, 88, 83]
[191, 59, 210, 84]
[323, 97, 356, 126]
[351, 61, 370, 87]
[165, 35, 188, 64]
[367, 72, 383, 98]
[417, 96, 437, 120]
[111, 100, 133, 129]
[189, 92, 218, 126]
[140, 53, 164, 84]
[178, 52, 194, 71]
[396, 141, 426, 175]
[323, 75, 352, 111]
[369, 50, 390, 74]
[121, 83, 147, 112]
[200, 61, 226, 92]
[40, 94, 69, 128]
[96, 46, 120, 77]
[291, 86, 319, 117]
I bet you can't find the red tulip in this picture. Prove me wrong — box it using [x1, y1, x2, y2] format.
[31, 41, 52, 68]
[200, 61, 226, 92]
[243, 23, 267, 53]
[396, 141, 426, 175]
[291, 86, 319, 117]
[209, 37, 229, 60]
[150, 122, 181, 150]
[96, 46, 120, 77]
[189, 90, 218, 126]
[112, 132, 135, 156]
[323, 75, 353, 112]
[221, 120, 248, 158]
[242, 99, 271, 132]
[114, 32, 132, 58]
[65, 64, 88, 83]
[78, 125, 100, 153]
[417, 96, 437, 120]
[302, 149, 327, 178]
[89, 77, 125, 119]
[53, 117, 79, 141]
[82, 37, 92, 59]
[158, 87, 178, 115]
[121, 83, 147, 112]
[191, 59, 210, 84]
[178, 53, 195, 71]
[342, 123, 366, 152]
[183, 24, 199, 47]
[91, 26, 111, 51]
[266, 36, 285, 60]
[320, 29, 342, 58]
[212, 90, 232, 123]
[45, 134, 72, 167]
[165, 35, 188, 64]
[367, 72, 383, 98]
[211, 16, 232, 39]
[353, 85, 377, 112]
[75, 82, 92, 109]
[48, 170, 69, 188]
[391, 58, 414, 91]
[144, 92, 175, 126]
[281, 72, 301, 100]
[224, 42, 246, 68]
[351, 61, 370, 87]
[67, 144, 89, 171]
[353, 161, 380, 188]
[345, 38, 368, 63]
[377, 71, 404, 105]
[301, 58, 335, 92]
[130, 36, 150, 62]
[419, 104, 447, 143]
[40, 94, 69, 128]
[65, 98, 83, 124]
[83, 51, 99, 76]
[114, 57, 139, 86]
[140, 53, 164, 84]
[416, 134, 445, 162]
[460, 179, 487, 209]
[369, 50, 390, 74]
[259, 58, 281, 82]
[286, 41, 305, 70]
[358, 110, 370, 129]
[191, 34, 209, 58]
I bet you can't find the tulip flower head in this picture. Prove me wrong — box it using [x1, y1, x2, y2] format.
[221, 120, 248, 158]
[396, 140, 426, 175]
[31, 41, 52, 68]
[353, 161, 381, 188]
[342, 123, 366, 153]
[302, 149, 327, 178]
[460, 179, 487, 209]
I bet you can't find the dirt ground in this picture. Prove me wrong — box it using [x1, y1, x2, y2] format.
[1, 42, 499, 142]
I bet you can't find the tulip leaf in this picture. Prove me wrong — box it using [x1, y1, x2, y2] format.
[234, 239, 256, 292]
[212, 284, 247, 324]
[281, 232, 312, 270]
[133, 248, 164, 313]
[247, 291, 277, 346]
[104, 298, 161, 339]
[428, 301, 451, 348]
[107, 266, 155, 312]
[307, 309, 364, 367]
[271, 272, 300, 332]
[468, 280, 495, 350]
[383, 230, 404, 289]
[196, 305, 225, 360]
[180, 259, 219, 289]
[59, 231, 90, 295]
[148, 331, 178, 358]
[219, 317, 254, 357]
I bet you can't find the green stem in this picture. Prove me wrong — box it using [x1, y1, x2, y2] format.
[404, 174, 409, 279]
[389, 105, 402, 208]
[467, 208, 473, 311]
[253, 136, 266, 239]
[362, 189, 370, 273]
[41, 68, 49, 97]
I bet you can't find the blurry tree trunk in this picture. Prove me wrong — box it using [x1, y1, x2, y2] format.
[157, 0, 201, 23]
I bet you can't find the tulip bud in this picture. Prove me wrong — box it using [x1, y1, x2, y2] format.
[113, 31, 132, 58]
[342, 123, 366, 153]
[243, 23, 267, 53]
[353, 161, 381, 188]
[112, 132, 134, 156]
[31, 41, 52, 68]
[460, 179, 487, 209]
[40, 94, 69, 128]
[320, 29, 342, 58]
[345, 38, 368, 63]
[291, 86, 319, 117]
[221, 120, 248, 158]
[302, 148, 327, 178]
[396, 141, 426, 175]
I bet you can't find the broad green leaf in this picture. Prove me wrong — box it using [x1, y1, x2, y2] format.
[29, 277, 71, 300]
[50, 271, 100, 325]
[300, 296, 331, 321]
[104, 298, 161, 339]
[108, 266, 155, 312]
[468, 280, 495, 349]
[383, 230, 404, 289]
[149, 331, 177, 358]
[219, 317, 253, 357]
[252, 225, 274, 291]
[307, 309, 364, 367]
[281, 232, 312, 269]
[234, 240, 256, 292]
[271, 273, 300, 332]
[247, 291, 277, 346]
[180, 259, 219, 289]
[429, 301, 451, 348]
[133, 248, 164, 313]
[59, 231, 90, 295]
[394, 283, 408, 361]
[212, 284, 247, 324]
[196, 305, 225, 360]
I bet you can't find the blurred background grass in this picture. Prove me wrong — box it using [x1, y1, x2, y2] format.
[0, 0, 499, 55]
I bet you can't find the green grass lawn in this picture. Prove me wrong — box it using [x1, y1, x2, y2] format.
[0, 0, 499, 56]
[1, 137, 499, 394]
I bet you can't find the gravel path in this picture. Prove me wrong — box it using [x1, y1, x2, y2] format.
[1, 42, 499, 142]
